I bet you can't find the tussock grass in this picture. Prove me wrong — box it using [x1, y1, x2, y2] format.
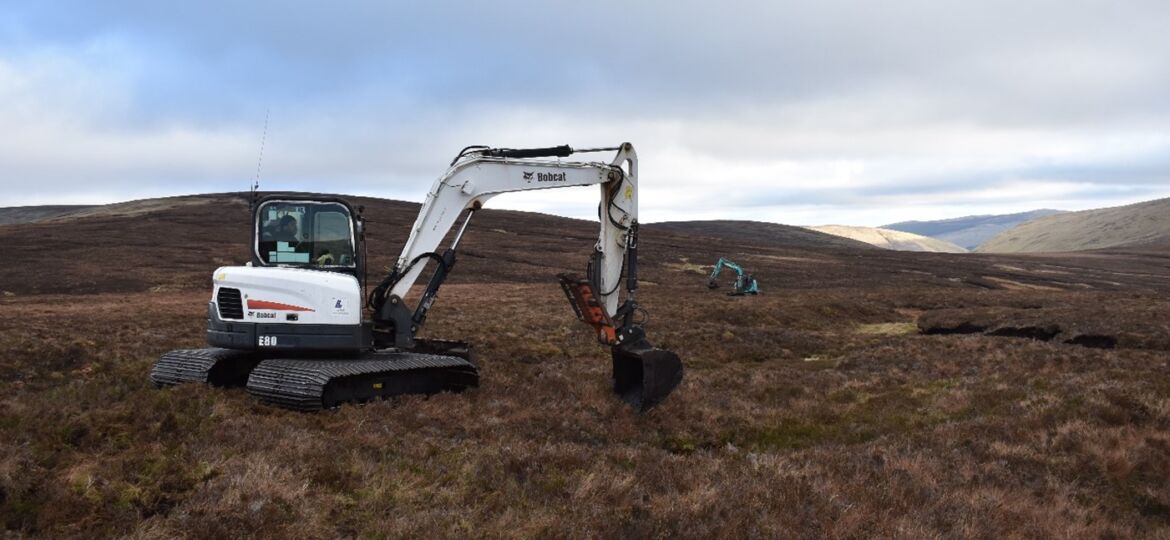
[2, 194, 1170, 536]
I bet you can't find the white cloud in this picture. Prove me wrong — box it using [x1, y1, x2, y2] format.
[2, 0, 1170, 225]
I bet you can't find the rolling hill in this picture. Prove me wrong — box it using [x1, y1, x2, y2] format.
[807, 225, 968, 253]
[646, 220, 874, 250]
[978, 197, 1170, 253]
[0, 204, 97, 225]
[883, 209, 1064, 250]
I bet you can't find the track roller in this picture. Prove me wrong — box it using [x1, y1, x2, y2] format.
[245, 352, 479, 411]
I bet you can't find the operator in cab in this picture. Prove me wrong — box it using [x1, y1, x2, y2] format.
[269, 215, 300, 244]
[259, 214, 307, 265]
[270, 215, 336, 265]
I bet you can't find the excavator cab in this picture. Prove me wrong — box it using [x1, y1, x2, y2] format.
[252, 197, 363, 278]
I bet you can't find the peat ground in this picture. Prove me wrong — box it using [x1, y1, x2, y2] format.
[1, 194, 1169, 537]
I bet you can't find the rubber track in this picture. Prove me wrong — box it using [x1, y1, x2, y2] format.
[151, 348, 260, 387]
[246, 352, 478, 411]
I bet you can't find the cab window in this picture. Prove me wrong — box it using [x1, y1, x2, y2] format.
[257, 201, 356, 267]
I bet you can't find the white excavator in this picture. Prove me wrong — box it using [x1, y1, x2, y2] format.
[152, 143, 683, 411]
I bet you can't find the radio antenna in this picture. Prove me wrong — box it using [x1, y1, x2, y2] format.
[250, 109, 269, 212]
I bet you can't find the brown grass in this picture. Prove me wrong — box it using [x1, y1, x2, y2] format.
[2, 193, 1170, 537]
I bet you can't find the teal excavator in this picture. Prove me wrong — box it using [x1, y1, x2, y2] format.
[708, 257, 760, 296]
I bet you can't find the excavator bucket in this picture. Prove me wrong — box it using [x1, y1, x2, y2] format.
[612, 338, 684, 412]
[559, 272, 683, 411]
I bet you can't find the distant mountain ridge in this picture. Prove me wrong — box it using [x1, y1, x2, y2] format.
[977, 197, 1170, 253]
[883, 209, 1064, 250]
[807, 225, 968, 253]
[646, 220, 875, 250]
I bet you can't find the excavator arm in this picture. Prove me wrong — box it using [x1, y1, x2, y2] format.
[367, 143, 682, 410]
[708, 257, 746, 288]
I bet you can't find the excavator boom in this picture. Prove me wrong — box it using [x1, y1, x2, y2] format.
[368, 143, 682, 410]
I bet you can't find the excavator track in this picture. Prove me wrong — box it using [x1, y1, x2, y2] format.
[246, 352, 478, 411]
[151, 348, 264, 387]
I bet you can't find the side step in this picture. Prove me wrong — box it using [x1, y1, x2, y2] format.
[151, 348, 263, 387]
[245, 352, 479, 411]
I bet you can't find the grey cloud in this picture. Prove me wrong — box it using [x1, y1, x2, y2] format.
[858, 152, 1170, 199]
[7, 0, 1170, 124]
[2, 0, 1169, 221]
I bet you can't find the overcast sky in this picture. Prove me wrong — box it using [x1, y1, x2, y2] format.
[2, 1, 1168, 226]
